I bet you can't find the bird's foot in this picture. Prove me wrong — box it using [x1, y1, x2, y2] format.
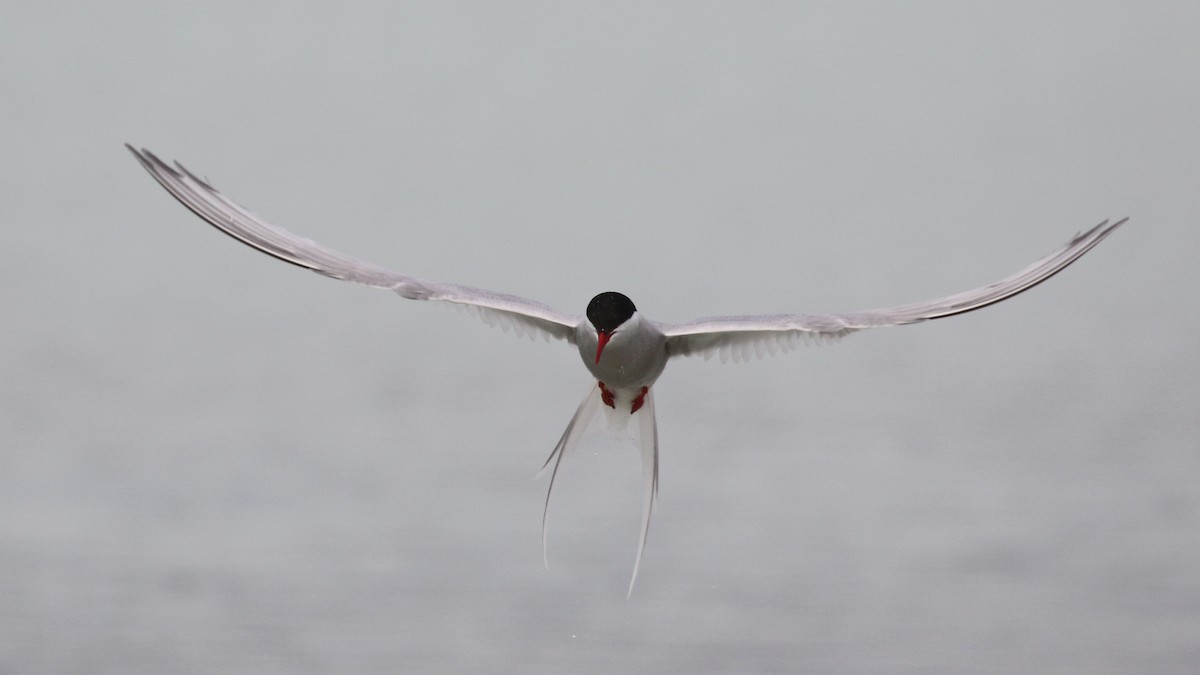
[630, 386, 649, 414]
[598, 382, 615, 409]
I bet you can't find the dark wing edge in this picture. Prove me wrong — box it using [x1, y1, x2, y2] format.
[127, 144, 580, 344]
[662, 218, 1127, 363]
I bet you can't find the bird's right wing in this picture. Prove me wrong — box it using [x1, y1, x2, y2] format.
[127, 145, 581, 344]
[662, 219, 1126, 362]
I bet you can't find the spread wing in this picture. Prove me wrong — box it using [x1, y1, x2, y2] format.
[127, 145, 581, 343]
[662, 218, 1126, 363]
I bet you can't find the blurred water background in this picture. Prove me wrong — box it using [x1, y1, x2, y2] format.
[2, 3, 1198, 673]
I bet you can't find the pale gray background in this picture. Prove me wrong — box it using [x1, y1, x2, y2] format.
[2, 2, 1197, 673]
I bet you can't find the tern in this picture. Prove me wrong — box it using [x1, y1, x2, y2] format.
[127, 145, 1126, 594]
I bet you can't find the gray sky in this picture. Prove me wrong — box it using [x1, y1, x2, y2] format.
[3, 3, 1198, 673]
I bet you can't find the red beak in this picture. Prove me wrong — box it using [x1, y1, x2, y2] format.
[595, 330, 612, 364]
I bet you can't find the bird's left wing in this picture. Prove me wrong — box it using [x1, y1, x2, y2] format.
[662, 219, 1126, 363]
[127, 145, 580, 343]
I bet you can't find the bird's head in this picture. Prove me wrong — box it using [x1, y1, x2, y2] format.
[587, 291, 637, 364]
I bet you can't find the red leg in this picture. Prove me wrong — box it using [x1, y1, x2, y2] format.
[598, 382, 615, 409]
[630, 386, 649, 414]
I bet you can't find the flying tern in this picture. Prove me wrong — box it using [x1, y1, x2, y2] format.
[127, 145, 1126, 594]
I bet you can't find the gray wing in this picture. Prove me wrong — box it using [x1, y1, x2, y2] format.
[128, 145, 580, 343]
[662, 218, 1126, 363]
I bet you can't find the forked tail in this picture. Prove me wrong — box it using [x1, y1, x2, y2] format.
[629, 389, 659, 597]
[537, 383, 660, 597]
[538, 383, 602, 569]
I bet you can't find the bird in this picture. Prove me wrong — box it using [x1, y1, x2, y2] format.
[126, 144, 1126, 595]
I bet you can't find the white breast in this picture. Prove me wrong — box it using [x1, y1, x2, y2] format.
[576, 313, 669, 390]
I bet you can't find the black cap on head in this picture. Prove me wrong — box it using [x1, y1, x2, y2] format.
[586, 292, 636, 333]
